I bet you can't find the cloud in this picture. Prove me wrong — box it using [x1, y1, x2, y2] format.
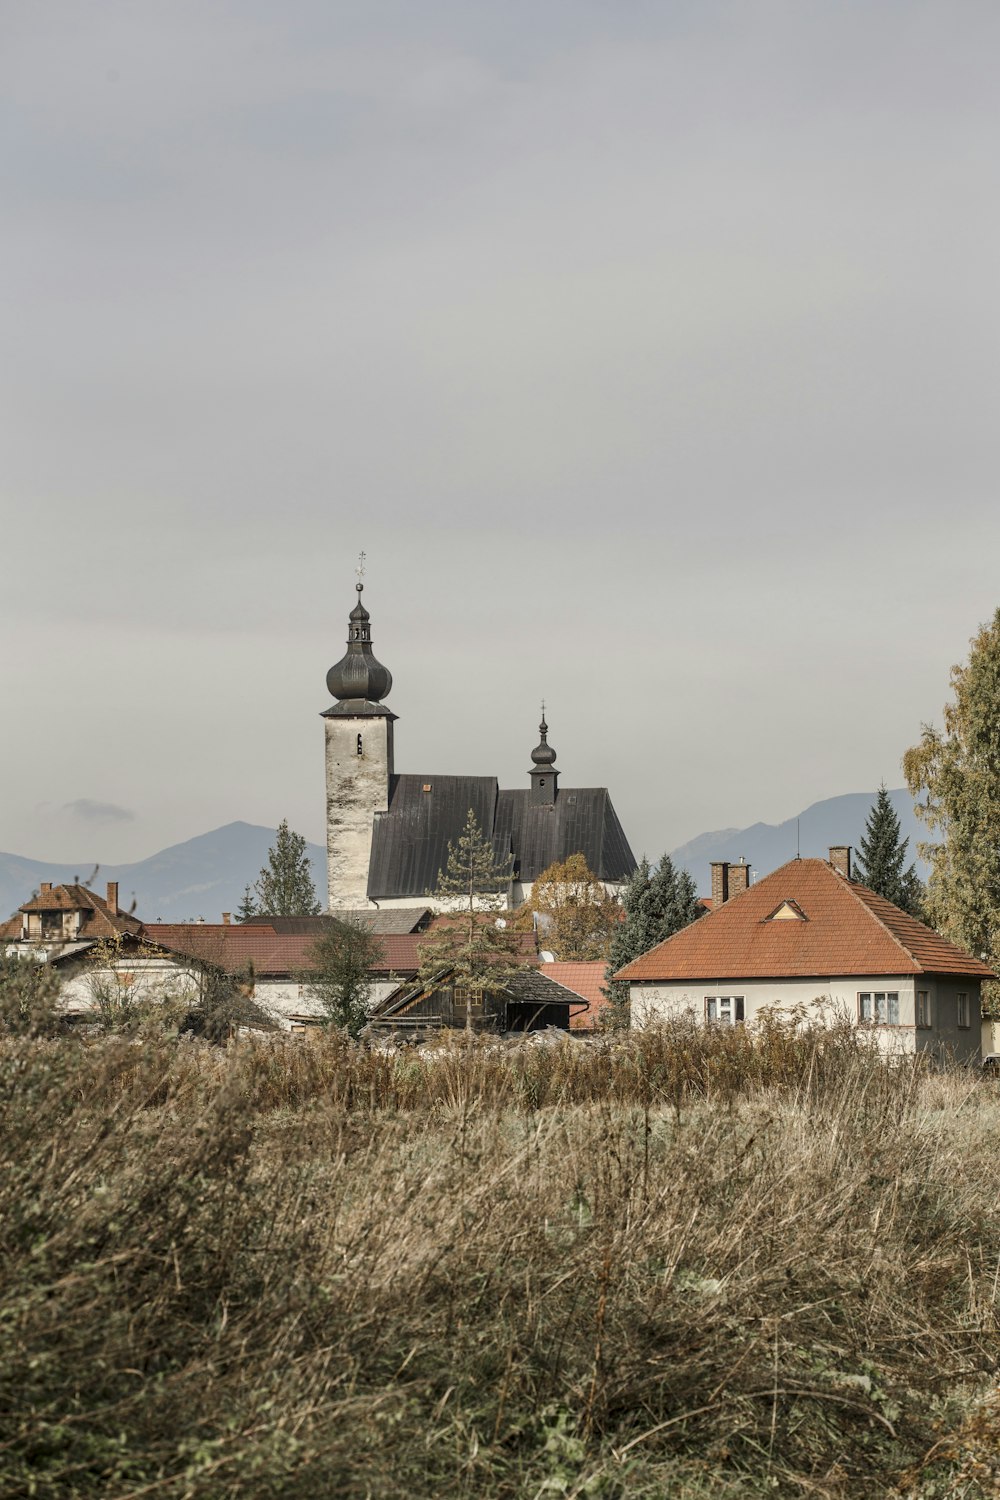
[62, 799, 136, 824]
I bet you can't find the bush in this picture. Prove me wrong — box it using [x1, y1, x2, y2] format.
[0, 1026, 998, 1496]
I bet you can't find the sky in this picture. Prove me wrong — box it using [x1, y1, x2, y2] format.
[4, 0, 1000, 866]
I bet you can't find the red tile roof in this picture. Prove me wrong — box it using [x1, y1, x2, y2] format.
[540, 961, 610, 1029]
[4, 884, 144, 942]
[142, 924, 423, 977]
[615, 859, 995, 983]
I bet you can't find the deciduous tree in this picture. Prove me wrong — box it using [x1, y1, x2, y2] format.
[904, 608, 1000, 995]
[303, 918, 384, 1037]
[508, 852, 620, 960]
[852, 784, 923, 916]
[250, 820, 321, 917]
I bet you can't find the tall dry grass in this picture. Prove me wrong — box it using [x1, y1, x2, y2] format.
[2, 1019, 999, 1497]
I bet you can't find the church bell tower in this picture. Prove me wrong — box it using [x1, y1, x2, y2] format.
[322, 564, 395, 909]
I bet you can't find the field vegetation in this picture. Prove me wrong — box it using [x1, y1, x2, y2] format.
[2, 1015, 1000, 1497]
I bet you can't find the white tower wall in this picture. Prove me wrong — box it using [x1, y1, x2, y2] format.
[325, 715, 393, 909]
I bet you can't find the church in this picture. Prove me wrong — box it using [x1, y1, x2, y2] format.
[322, 578, 637, 910]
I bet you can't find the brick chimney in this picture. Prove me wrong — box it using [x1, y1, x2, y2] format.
[222, 912, 231, 925]
[40, 882, 51, 894]
[829, 846, 852, 879]
[106, 881, 119, 915]
[711, 861, 729, 908]
[728, 859, 751, 898]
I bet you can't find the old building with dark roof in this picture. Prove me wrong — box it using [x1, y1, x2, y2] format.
[322, 579, 637, 911]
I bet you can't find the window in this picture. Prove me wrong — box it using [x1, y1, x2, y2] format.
[859, 992, 899, 1025]
[957, 992, 971, 1029]
[356, 733, 363, 756]
[706, 996, 744, 1024]
[916, 990, 931, 1029]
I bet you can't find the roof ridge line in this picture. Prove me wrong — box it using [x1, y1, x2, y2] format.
[833, 865, 927, 971]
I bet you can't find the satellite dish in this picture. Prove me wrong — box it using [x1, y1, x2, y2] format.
[539, 950, 556, 963]
[495, 918, 507, 929]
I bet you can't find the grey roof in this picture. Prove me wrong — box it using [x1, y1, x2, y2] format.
[366, 775, 636, 900]
[373, 965, 585, 1018]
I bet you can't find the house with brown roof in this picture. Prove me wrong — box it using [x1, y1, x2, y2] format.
[1, 881, 143, 952]
[538, 960, 611, 1030]
[615, 848, 995, 1063]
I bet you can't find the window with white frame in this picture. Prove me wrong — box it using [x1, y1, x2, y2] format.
[957, 992, 971, 1028]
[858, 991, 899, 1025]
[706, 996, 744, 1024]
[915, 990, 931, 1029]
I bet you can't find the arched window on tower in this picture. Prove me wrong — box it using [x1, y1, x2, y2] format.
[357, 733, 363, 757]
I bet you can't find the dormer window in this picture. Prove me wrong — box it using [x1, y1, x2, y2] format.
[763, 900, 807, 922]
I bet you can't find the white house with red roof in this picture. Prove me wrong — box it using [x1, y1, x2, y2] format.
[615, 848, 995, 1063]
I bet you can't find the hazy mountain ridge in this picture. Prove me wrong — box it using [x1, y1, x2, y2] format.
[0, 790, 928, 923]
[668, 789, 929, 894]
[0, 823, 326, 925]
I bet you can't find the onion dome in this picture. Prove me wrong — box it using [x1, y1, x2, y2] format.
[530, 714, 557, 767]
[326, 583, 392, 703]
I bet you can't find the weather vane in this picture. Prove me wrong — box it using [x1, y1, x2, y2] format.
[355, 550, 366, 589]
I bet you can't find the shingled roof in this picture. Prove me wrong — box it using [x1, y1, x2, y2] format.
[144, 923, 423, 977]
[1, 883, 144, 943]
[366, 774, 636, 901]
[615, 858, 996, 983]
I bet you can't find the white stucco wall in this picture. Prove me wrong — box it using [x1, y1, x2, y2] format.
[630, 974, 982, 1064]
[325, 714, 393, 910]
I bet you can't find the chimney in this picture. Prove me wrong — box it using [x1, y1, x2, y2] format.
[829, 846, 852, 879]
[106, 881, 119, 915]
[222, 912, 231, 925]
[728, 858, 750, 898]
[710, 861, 729, 908]
[40, 882, 51, 894]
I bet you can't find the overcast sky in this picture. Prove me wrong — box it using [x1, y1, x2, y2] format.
[4, 1, 1000, 866]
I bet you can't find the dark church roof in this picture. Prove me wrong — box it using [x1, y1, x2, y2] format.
[367, 773, 636, 901]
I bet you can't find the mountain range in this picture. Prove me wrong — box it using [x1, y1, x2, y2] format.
[0, 790, 928, 924]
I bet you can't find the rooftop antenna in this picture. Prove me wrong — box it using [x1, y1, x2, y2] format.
[796, 819, 800, 860]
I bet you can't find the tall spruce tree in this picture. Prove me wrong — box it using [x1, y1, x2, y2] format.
[852, 784, 923, 915]
[604, 855, 702, 1025]
[417, 809, 524, 997]
[251, 820, 321, 917]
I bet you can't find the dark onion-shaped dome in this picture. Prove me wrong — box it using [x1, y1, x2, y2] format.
[326, 584, 392, 703]
[530, 716, 557, 766]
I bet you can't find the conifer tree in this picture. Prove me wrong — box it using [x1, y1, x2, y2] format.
[251, 820, 321, 917]
[904, 607, 1000, 994]
[417, 810, 524, 995]
[852, 784, 923, 915]
[603, 855, 702, 1024]
[235, 885, 258, 922]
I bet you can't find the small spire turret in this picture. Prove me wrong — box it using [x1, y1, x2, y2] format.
[528, 704, 558, 805]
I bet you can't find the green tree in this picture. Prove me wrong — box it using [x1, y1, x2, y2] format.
[251, 820, 321, 917]
[603, 855, 702, 1026]
[508, 852, 620, 960]
[417, 810, 524, 1001]
[235, 885, 259, 922]
[904, 608, 1000, 996]
[0, 952, 63, 1036]
[852, 784, 924, 915]
[303, 918, 384, 1037]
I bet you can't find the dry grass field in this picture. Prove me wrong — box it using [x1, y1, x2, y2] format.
[2, 1017, 1000, 1498]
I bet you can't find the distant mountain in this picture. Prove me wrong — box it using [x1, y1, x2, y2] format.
[1, 790, 930, 925]
[0, 823, 326, 925]
[669, 789, 929, 895]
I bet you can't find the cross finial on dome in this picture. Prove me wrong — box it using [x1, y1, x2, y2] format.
[355, 550, 366, 593]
